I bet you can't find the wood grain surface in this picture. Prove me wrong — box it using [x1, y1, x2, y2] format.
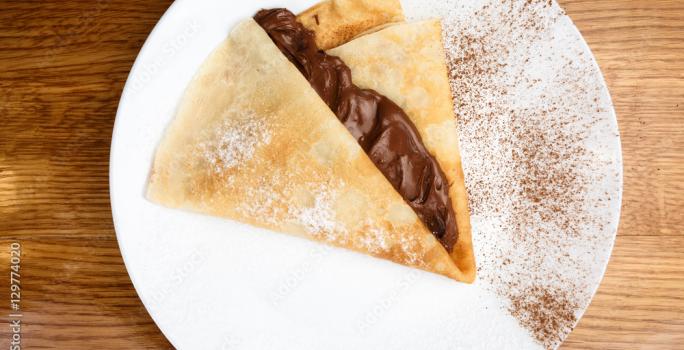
[0, 0, 682, 349]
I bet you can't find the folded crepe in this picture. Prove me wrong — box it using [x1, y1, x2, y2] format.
[147, 19, 464, 281]
[327, 20, 476, 281]
[297, 0, 404, 50]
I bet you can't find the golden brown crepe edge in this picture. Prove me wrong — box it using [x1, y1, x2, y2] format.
[297, 0, 405, 50]
[420, 20, 477, 283]
[324, 19, 478, 283]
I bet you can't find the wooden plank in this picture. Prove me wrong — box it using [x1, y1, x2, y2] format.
[0, 238, 173, 349]
[564, 236, 684, 349]
[561, 0, 684, 239]
[0, 1, 175, 348]
[560, 0, 684, 347]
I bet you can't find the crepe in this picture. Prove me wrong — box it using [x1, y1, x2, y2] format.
[297, 0, 404, 50]
[328, 20, 477, 282]
[147, 19, 467, 281]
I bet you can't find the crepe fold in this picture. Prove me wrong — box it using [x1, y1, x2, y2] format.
[328, 20, 477, 282]
[297, 0, 404, 50]
[147, 19, 464, 281]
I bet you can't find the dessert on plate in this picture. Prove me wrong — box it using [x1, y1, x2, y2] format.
[147, 0, 476, 283]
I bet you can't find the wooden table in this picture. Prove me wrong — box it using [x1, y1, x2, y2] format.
[0, 1, 682, 349]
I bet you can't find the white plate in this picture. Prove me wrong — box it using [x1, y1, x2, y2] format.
[110, 0, 622, 349]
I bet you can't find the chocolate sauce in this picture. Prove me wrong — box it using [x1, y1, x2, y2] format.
[255, 9, 458, 251]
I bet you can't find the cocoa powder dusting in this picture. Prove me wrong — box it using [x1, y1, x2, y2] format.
[430, 0, 621, 348]
[509, 286, 579, 348]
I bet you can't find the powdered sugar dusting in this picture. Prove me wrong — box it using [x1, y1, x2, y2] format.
[358, 227, 391, 255]
[237, 177, 351, 246]
[237, 174, 287, 226]
[237, 176, 425, 263]
[398, 235, 421, 265]
[199, 112, 272, 174]
[289, 185, 347, 242]
[404, 0, 622, 348]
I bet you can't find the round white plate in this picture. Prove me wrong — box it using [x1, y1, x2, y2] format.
[110, 0, 622, 349]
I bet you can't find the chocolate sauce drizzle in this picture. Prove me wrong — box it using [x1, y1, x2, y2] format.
[255, 9, 458, 251]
